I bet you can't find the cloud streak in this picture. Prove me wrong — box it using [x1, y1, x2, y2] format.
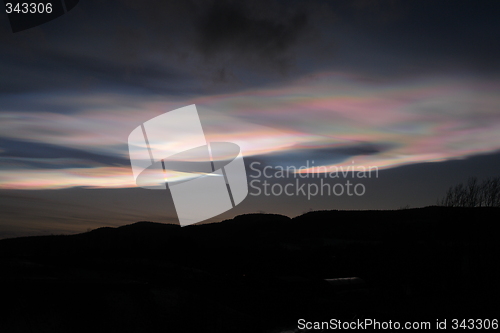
[1, 71, 499, 189]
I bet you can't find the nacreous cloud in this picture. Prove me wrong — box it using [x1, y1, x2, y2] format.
[0, 72, 499, 189]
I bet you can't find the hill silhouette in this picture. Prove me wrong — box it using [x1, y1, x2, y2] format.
[1, 207, 499, 332]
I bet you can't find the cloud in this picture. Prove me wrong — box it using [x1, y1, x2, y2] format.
[0, 0, 335, 94]
[3, 0, 497, 98]
[195, 0, 308, 71]
[0, 137, 128, 167]
[1, 1, 499, 190]
[0, 71, 499, 190]
[245, 142, 393, 170]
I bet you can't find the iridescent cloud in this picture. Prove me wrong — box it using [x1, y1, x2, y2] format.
[0, 72, 499, 189]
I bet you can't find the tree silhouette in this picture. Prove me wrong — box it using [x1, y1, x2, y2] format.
[439, 176, 500, 207]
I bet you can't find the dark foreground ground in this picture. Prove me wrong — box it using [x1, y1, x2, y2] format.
[0, 207, 499, 332]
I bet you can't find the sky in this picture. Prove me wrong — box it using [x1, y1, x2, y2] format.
[1, 0, 500, 238]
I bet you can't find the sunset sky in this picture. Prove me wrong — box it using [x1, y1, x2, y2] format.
[1, 0, 500, 238]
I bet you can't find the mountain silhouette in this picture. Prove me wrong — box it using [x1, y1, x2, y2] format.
[1, 207, 499, 332]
